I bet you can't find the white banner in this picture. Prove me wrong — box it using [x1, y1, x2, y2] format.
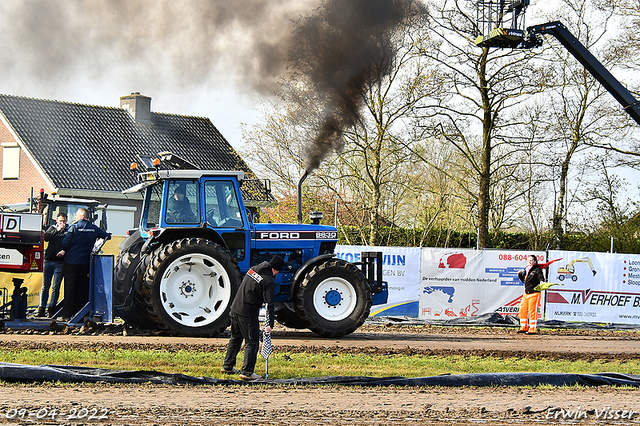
[545, 251, 640, 324]
[419, 249, 546, 319]
[335, 245, 421, 316]
[0, 248, 23, 266]
[333, 245, 640, 325]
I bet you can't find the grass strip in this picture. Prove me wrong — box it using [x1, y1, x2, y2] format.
[1, 348, 639, 380]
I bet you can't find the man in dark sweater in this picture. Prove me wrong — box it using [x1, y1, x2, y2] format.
[222, 255, 285, 381]
[36, 212, 68, 317]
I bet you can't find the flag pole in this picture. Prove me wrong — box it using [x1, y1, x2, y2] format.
[261, 309, 273, 379]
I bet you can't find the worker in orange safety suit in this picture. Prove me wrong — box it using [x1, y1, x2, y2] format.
[517, 254, 545, 335]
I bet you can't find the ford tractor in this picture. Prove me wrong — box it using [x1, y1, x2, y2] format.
[114, 153, 386, 337]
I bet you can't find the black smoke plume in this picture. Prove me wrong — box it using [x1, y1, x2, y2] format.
[0, 0, 424, 166]
[0, 0, 313, 96]
[288, 0, 426, 172]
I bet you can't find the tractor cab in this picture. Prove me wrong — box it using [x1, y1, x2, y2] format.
[124, 168, 253, 268]
[39, 195, 102, 229]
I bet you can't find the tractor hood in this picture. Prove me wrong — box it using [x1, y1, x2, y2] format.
[253, 222, 338, 242]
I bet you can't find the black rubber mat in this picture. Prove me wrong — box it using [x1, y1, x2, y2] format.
[1, 362, 639, 387]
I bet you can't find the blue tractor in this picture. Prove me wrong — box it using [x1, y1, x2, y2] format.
[113, 153, 386, 337]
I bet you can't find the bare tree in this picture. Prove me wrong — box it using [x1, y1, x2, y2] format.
[415, 0, 550, 248]
[242, 1, 439, 246]
[581, 154, 635, 230]
[240, 84, 320, 195]
[404, 136, 477, 246]
[532, 0, 637, 247]
[586, 0, 640, 165]
[307, 15, 438, 245]
[616, 0, 640, 57]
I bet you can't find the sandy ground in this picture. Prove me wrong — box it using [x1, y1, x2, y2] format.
[0, 324, 639, 425]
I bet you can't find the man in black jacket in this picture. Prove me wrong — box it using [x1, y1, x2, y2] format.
[36, 212, 68, 317]
[166, 184, 196, 223]
[221, 255, 285, 381]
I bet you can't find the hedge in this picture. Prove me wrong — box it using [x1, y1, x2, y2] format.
[337, 226, 640, 254]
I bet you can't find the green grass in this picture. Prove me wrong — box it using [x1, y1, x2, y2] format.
[1, 348, 639, 380]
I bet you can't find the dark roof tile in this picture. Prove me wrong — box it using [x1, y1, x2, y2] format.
[0, 94, 271, 203]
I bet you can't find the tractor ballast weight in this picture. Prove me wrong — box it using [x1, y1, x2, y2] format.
[362, 252, 384, 294]
[114, 154, 387, 337]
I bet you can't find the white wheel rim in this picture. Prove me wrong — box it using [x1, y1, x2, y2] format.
[312, 276, 357, 321]
[159, 253, 232, 327]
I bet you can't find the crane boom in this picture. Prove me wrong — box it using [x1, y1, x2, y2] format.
[526, 21, 640, 125]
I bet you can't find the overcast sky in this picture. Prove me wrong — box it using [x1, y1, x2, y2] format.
[0, 0, 320, 147]
[0, 1, 559, 149]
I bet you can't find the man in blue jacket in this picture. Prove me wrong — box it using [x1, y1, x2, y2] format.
[60, 208, 110, 320]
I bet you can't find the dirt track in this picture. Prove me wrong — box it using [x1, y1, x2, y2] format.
[1, 325, 640, 425]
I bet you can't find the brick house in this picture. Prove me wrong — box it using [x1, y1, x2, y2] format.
[0, 92, 270, 235]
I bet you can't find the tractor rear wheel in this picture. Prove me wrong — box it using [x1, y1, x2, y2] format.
[114, 249, 140, 308]
[113, 237, 154, 328]
[294, 259, 371, 337]
[141, 237, 240, 336]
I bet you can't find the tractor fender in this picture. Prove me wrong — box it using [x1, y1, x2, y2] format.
[119, 229, 143, 252]
[140, 227, 228, 255]
[289, 253, 336, 300]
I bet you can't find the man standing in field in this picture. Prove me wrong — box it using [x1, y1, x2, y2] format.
[221, 255, 285, 381]
[36, 212, 68, 318]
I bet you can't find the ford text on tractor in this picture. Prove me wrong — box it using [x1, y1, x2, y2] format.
[114, 154, 387, 337]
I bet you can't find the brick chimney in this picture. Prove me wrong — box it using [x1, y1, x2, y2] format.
[120, 92, 152, 123]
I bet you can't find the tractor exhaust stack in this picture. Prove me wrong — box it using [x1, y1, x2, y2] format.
[297, 171, 309, 224]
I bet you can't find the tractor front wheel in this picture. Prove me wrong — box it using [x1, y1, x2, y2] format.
[294, 259, 371, 337]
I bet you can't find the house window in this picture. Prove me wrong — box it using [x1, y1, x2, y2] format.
[2, 144, 20, 179]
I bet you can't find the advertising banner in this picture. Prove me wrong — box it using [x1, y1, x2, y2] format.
[335, 245, 421, 316]
[0, 248, 23, 267]
[545, 251, 640, 324]
[419, 249, 546, 319]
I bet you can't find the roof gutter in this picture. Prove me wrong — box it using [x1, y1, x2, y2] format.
[55, 188, 143, 200]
